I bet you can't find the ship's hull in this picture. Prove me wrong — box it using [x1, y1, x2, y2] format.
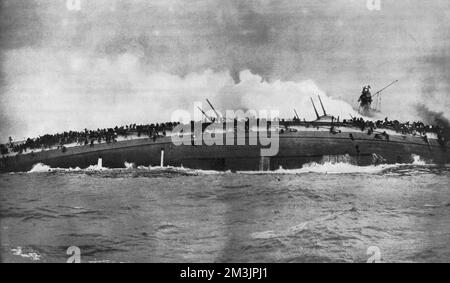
[1, 129, 448, 173]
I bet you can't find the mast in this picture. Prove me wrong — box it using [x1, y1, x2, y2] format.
[206, 99, 221, 122]
[293, 109, 300, 120]
[197, 106, 213, 122]
[310, 98, 320, 120]
[317, 95, 327, 116]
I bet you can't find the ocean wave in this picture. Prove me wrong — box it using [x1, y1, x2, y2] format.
[26, 161, 228, 175]
[251, 213, 339, 240]
[28, 163, 53, 173]
[27, 162, 115, 173]
[25, 154, 442, 175]
[240, 154, 437, 175]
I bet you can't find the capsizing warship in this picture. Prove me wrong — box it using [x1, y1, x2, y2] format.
[1, 86, 449, 173]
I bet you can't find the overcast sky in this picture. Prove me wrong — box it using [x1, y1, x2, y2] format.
[0, 0, 449, 140]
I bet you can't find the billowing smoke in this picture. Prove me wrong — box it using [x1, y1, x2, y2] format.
[0, 50, 361, 141]
[415, 104, 450, 129]
[415, 104, 450, 141]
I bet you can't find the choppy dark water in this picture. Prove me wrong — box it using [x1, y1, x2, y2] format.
[1, 163, 450, 263]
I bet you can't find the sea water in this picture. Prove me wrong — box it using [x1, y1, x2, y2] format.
[0, 161, 449, 263]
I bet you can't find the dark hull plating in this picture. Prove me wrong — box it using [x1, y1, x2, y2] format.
[1, 130, 449, 173]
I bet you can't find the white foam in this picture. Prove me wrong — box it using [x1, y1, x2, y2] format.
[28, 163, 52, 173]
[27, 163, 87, 173]
[293, 162, 398, 174]
[26, 153, 439, 175]
[241, 154, 436, 175]
[85, 164, 108, 171]
[124, 162, 136, 169]
[11, 247, 42, 261]
[26, 163, 225, 175]
[238, 162, 398, 175]
[411, 154, 427, 165]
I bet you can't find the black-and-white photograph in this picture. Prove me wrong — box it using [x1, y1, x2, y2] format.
[0, 0, 449, 267]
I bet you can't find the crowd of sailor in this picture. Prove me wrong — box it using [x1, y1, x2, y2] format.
[290, 116, 444, 137]
[0, 122, 180, 155]
[343, 117, 442, 136]
[340, 117, 447, 145]
[1, 117, 448, 156]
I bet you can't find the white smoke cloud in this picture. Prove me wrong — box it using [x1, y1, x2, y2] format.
[1, 50, 364, 141]
[218, 70, 360, 121]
